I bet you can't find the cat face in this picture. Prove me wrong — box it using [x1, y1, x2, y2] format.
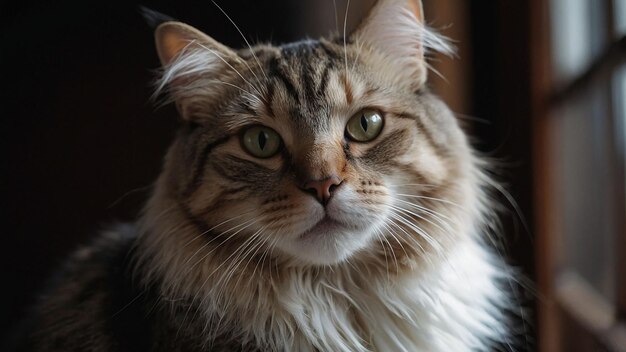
[154, 0, 475, 266]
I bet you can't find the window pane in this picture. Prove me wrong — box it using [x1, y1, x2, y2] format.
[614, 65, 626, 161]
[550, 0, 606, 83]
[550, 83, 617, 301]
[615, 0, 626, 38]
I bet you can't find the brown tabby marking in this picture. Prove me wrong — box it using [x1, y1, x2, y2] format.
[18, 1, 518, 351]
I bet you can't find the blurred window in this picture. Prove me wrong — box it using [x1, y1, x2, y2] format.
[615, 0, 626, 37]
[552, 84, 616, 302]
[615, 65, 626, 182]
[545, 0, 626, 350]
[550, 0, 605, 83]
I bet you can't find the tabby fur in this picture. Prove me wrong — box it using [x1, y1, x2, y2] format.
[18, 0, 521, 351]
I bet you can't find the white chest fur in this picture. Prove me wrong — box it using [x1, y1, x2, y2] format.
[265, 238, 510, 352]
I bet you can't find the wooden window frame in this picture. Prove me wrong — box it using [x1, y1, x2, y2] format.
[531, 0, 626, 350]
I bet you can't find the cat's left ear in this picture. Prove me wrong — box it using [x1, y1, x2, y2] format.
[350, 0, 429, 87]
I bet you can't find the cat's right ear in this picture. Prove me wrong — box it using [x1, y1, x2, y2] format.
[152, 21, 241, 120]
[154, 22, 237, 67]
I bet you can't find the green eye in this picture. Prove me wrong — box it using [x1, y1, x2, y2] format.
[241, 126, 282, 158]
[345, 109, 384, 142]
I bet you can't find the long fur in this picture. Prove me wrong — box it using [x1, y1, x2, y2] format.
[19, 1, 525, 351]
[133, 154, 519, 351]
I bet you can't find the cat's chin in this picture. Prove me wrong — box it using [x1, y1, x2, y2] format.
[297, 216, 345, 240]
[280, 217, 373, 265]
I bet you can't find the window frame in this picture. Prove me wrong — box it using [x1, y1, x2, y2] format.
[531, 0, 626, 350]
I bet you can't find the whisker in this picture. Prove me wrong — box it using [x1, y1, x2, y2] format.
[107, 184, 152, 209]
[215, 226, 269, 306]
[351, 38, 366, 71]
[185, 217, 259, 274]
[208, 222, 275, 313]
[221, 222, 270, 286]
[183, 216, 257, 270]
[483, 176, 531, 238]
[251, 228, 280, 283]
[176, 217, 260, 328]
[194, 80, 265, 105]
[381, 215, 438, 268]
[401, 201, 458, 228]
[171, 81, 262, 105]
[388, 203, 453, 239]
[393, 183, 441, 188]
[454, 112, 491, 125]
[182, 211, 254, 250]
[395, 193, 463, 208]
[343, 0, 351, 74]
[380, 222, 411, 261]
[391, 198, 458, 231]
[383, 216, 428, 256]
[194, 41, 266, 99]
[380, 232, 400, 275]
[226, 224, 274, 296]
[183, 220, 264, 329]
[373, 229, 391, 282]
[210, 0, 269, 82]
[387, 210, 442, 252]
[425, 62, 448, 83]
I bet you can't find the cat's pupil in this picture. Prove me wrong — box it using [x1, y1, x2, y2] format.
[360, 115, 368, 131]
[258, 131, 267, 150]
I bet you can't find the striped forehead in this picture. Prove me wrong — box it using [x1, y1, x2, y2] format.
[260, 40, 362, 139]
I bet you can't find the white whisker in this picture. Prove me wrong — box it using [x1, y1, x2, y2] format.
[194, 41, 266, 99]
[210, 0, 269, 82]
[183, 216, 257, 271]
[396, 193, 463, 208]
[387, 210, 442, 252]
[391, 197, 458, 231]
[343, 0, 351, 74]
[388, 203, 452, 240]
[182, 211, 254, 250]
[351, 38, 366, 71]
[373, 229, 391, 282]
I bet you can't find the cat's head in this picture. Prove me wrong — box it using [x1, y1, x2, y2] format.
[150, 0, 481, 267]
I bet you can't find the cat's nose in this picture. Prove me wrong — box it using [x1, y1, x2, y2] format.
[302, 175, 343, 205]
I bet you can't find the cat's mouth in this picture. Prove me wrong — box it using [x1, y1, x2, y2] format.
[298, 216, 348, 240]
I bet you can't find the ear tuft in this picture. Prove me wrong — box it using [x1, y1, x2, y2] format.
[351, 0, 454, 85]
[155, 22, 210, 66]
[151, 22, 241, 121]
[139, 6, 175, 29]
[352, 0, 426, 81]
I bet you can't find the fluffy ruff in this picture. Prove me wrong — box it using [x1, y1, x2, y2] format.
[135, 170, 517, 352]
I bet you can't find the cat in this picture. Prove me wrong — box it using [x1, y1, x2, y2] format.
[16, 0, 522, 351]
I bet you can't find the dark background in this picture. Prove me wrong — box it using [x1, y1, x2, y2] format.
[1, 0, 535, 346]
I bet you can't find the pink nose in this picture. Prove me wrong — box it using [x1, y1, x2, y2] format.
[302, 175, 343, 205]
